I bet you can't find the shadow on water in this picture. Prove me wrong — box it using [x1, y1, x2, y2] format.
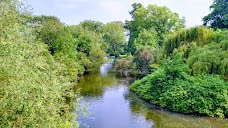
[125, 92, 228, 128]
[75, 57, 228, 128]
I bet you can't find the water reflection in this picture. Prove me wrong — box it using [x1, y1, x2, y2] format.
[75, 72, 118, 98]
[125, 91, 228, 128]
[100, 57, 114, 76]
[76, 58, 228, 128]
[78, 84, 153, 128]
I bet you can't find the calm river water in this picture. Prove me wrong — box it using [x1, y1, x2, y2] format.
[75, 59, 228, 128]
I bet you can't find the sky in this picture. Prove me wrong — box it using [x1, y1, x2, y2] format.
[27, 0, 214, 27]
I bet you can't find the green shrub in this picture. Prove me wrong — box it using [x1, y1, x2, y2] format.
[0, 42, 79, 127]
[0, 1, 79, 127]
[187, 42, 228, 75]
[130, 54, 228, 118]
[115, 55, 134, 77]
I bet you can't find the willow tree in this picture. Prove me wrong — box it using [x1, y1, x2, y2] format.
[163, 26, 214, 56]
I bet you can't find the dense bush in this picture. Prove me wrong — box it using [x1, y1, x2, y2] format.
[130, 54, 228, 118]
[0, 42, 78, 127]
[187, 42, 228, 75]
[0, 1, 79, 127]
[115, 55, 134, 77]
[33, 19, 106, 75]
[133, 47, 156, 76]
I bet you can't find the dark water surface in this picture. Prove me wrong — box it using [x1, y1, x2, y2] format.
[75, 60, 228, 128]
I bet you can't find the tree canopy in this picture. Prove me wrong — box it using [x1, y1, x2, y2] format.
[203, 0, 228, 29]
[126, 3, 185, 54]
[118, 3, 185, 76]
[103, 22, 126, 57]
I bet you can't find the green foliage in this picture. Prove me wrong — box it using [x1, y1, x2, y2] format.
[52, 33, 77, 60]
[164, 27, 228, 76]
[0, 42, 78, 127]
[115, 55, 134, 77]
[126, 28, 159, 75]
[33, 15, 65, 48]
[0, 1, 79, 127]
[126, 3, 185, 54]
[130, 54, 228, 118]
[129, 28, 158, 54]
[80, 20, 104, 33]
[187, 42, 228, 75]
[0, 0, 30, 41]
[103, 22, 126, 57]
[203, 0, 228, 29]
[162, 53, 190, 79]
[164, 26, 214, 56]
[116, 47, 159, 77]
[68, 25, 106, 73]
[133, 47, 155, 76]
[31, 17, 106, 74]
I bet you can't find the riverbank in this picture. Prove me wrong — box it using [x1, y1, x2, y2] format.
[76, 60, 228, 128]
[130, 60, 228, 118]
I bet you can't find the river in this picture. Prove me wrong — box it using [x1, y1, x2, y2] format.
[75, 59, 228, 128]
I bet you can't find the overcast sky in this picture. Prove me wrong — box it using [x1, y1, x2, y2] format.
[27, 0, 213, 27]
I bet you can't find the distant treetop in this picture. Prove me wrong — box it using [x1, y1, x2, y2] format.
[203, 0, 228, 29]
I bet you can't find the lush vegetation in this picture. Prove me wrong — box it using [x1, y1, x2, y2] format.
[130, 53, 228, 118]
[163, 26, 228, 76]
[103, 22, 127, 57]
[0, 1, 78, 127]
[0, 0, 126, 127]
[125, 3, 184, 53]
[203, 0, 228, 29]
[116, 3, 185, 77]
[128, 0, 228, 118]
[1, 0, 228, 127]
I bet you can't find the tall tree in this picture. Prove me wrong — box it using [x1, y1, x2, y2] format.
[203, 0, 228, 29]
[103, 22, 126, 57]
[126, 3, 185, 54]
